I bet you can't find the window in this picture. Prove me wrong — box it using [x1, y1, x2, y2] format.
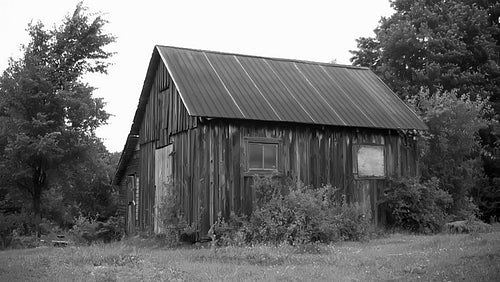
[246, 138, 280, 172]
[354, 145, 385, 178]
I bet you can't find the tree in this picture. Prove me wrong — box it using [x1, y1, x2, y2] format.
[41, 140, 121, 227]
[0, 3, 114, 235]
[351, 0, 500, 109]
[58, 141, 121, 221]
[409, 90, 493, 215]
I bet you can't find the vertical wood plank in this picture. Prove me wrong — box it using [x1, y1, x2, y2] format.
[209, 125, 215, 226]
[218, 124, 225, 218]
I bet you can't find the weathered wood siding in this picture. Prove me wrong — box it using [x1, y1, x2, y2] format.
[168, 120, 418, 236]
[117, 149, 139, 235]
[138, 60, 198, 147]
[135, 60, 197, 232]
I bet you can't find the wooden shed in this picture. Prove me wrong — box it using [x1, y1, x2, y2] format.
[113, 45, 427, 236]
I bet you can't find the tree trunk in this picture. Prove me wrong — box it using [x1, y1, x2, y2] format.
[33, 186, 42, 237]
[32, 165, 46, 238]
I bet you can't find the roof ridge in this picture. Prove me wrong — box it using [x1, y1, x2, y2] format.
[155, 45, 369, 70]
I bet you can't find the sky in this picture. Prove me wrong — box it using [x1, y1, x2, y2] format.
[0, 0, 394, 153]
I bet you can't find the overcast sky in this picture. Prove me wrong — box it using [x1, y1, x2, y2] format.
[0, 0, 394, 152]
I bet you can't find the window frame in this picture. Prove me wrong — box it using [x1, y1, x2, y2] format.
[353, 144, 386, 179]
[244, 137, 282, 175]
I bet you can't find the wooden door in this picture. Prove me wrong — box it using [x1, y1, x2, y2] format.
[154, 144, 173, 234]
[126, 175, 136, 235]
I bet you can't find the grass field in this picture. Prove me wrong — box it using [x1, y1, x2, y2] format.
[1, 226, 499, 281]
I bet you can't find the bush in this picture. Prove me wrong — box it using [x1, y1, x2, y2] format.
[248, 185, 328, 244]
[214, 177, 373, 246]
[0, 212, 35, 249]
[409, 90, 493, 219]
[336, 202, 372, 241]
[70, 215, 124, 245]
[0, 213, 18, 249]
[252, 176, 292, 209]
[444, 218, 492, 234]
[383, 177, 453, 233]
[211, 212, 250, 246]
[450, 196, 480, 222]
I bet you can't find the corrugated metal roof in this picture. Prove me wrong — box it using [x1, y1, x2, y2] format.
[156, 45, 427, 130]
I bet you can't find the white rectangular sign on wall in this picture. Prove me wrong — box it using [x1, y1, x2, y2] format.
[356, 145, 385, 178]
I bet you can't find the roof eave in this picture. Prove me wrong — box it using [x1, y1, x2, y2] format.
[112, 134, 139, 185]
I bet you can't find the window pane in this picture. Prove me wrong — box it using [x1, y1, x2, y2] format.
[248, 143, 262, 169]
[263, 144, 277, 169]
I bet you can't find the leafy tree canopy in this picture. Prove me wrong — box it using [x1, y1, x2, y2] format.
[0, 3, 115, 233]
[408, 90, 493, 213]
[351, 0, 500, 111]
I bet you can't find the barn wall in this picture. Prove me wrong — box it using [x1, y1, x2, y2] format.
[139, 60, 198, 147]
[169, 120, 418, 236]
[117, 149, 140, 234]
[133, 60, 197, 232]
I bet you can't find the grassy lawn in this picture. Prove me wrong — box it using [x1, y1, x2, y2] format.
[1, 227, 499, 282]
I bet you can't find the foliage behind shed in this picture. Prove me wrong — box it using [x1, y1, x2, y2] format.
[113, 46, 427, 236]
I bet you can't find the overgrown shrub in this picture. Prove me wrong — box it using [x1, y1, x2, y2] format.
[247, 185, 332, 244]
[214, 177, 373, 245]
[0, 212, 35, 249]
[449, 196, 480, 222]
[211, 213, 249, 246]
[70, 215, 124, 245]
[156, 181, 198, 245]
[444, 217, 493, 234]
[253, 176, 293, 209]
[408, 90, 493, 218]
[383, 177, 453, 233]
[0, 213, 18, 249]
[158, 182, 181, 227]
[336, 202, 372, 241]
